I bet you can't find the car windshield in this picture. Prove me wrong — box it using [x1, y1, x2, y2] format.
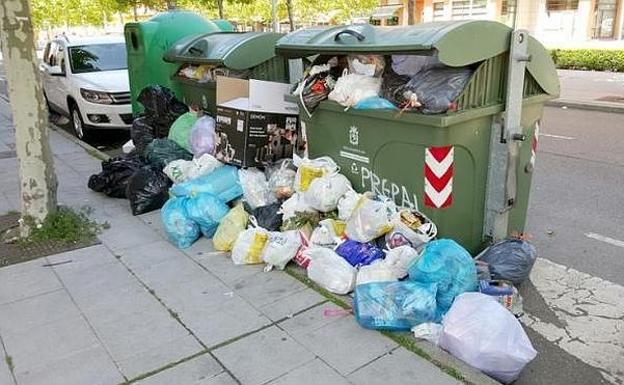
[69, 43, 127, 74]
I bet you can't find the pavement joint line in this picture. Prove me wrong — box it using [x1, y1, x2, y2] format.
[584, 232, 624, 249]
[42, 255, 129, 383]
[344, 345, 404, 377]
[0, 287, 65, 307]
[118, 348, 211, 385]
[0, 333, 18, 385]
[540, 133, 576, 140]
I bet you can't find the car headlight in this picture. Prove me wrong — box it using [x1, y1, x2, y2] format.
[80, 88, 113, 104]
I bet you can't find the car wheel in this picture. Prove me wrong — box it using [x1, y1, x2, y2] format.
[69, 104, 88, 140]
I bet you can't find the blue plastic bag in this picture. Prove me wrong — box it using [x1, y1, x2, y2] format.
[161, 197, 200, 249]
[184, 193, 230, 237]
[353, 96, 398, 110]
[354, 281, 438, 331]
[169, 165, 242, 202]
[335, 239, 384, 268]
[408, 239, 477, 319]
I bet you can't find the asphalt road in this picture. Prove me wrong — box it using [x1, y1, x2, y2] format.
[1, 59, 623, 383]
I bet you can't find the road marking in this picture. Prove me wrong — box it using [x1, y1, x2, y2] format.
[521, 258, 624, 384]
[540, 133, 576, 140]
[585, 232, 624, 249]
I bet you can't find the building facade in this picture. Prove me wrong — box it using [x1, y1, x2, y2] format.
[367, 0, 624, 46]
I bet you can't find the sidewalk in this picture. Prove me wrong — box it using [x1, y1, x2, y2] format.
[548, 69, 624, 113]
[0, 103, 475, 384]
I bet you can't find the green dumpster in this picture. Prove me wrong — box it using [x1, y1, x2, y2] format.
[124, 11, 234, 115]
[163, 32, 290, 115]
[275, 21, 559, 253]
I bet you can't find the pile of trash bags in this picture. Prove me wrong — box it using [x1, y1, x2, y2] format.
[293, 54, 473, 116]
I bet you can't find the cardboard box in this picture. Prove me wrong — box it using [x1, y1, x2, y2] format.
[214, 76, 301, 168]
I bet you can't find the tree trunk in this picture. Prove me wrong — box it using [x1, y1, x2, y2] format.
[407, 0, 415, 25]
[133, 2, 138, 22]
[217, 0, 224, 19]
[286, 0, 295, 32]
[0, 0, 58, 235]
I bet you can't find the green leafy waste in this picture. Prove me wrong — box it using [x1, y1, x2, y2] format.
[18, 206, 108, 246]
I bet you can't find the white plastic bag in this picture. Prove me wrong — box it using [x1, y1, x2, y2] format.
[304, 173, 352, 212]
[439, 293, 537, 384]
[337, 189, 361, 221]
[309, 219, 341, 249]
[239, 168, 276, 210]
[279, 192, 317, 221]
[293, 155, 338, 192]
[356, 260, 397, 286]
[385, 209, 437, 249]
[164, 154, 222, 184]
[261, 230, 302, 270]
[267, 159, 296, 199]
[306, 248, 356, 295]
[231, 223, 269, 265]
[328, 71, 381, 109]
[383, 245, 420, 279]
[411, 323, 442, 345]
[345, 196, 395, 243]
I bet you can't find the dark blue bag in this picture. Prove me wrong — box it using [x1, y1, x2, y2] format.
[335, 239, 384, 267]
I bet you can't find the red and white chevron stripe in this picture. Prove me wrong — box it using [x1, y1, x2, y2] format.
[424, 146, 453, 209]
[529, 122, 540, 168]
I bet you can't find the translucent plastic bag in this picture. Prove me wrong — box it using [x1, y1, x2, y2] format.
[293, 156, 338, 192]
[354, 281, 438, 331]
[261, 230, 302, 270]
[279, 192, 317, 221]
[356, 260, 397, 286]
[385, 209, 437, 249]
[411, 323, 442, 345]
[190, 116, 216, 157]
[267, 159, 296, 199]
[184, 193, 230, 238]
[170, 165, 242, 203]
[345, 196, 395, 243]
[408, 239, 477, 319]
[168, 111, 198, 152]
[439, 293, 537, 383]
[353, 96, 398, 110]
[309, 219, 342, 249]
[239, 168, 276, 210]
[328, 71, 381, 109]
[337, 189, 361, 221]
[163, 154, 222, 184]
[348, 55, 385, 77]
[231, 222, 269, 265]
[304, 173, 352, 212]
[306, 247, 356, 295]
[213, 204, 249, 252]
[161, 197, 200, 249]
[476, 238, 537, 285]
[383, 245, 420, 279]
[335, 239, 384, 268]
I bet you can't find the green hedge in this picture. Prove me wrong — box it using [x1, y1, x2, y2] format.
[550, 49, 624, 72]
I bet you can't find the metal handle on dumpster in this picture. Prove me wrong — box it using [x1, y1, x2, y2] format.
[334, 29, 365, 42]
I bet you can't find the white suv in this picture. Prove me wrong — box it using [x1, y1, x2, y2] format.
[40, 35, 133, 139]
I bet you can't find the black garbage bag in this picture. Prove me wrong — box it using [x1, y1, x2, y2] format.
[88, 152, 144, 198]
[396, 67, 474, 114]
[246, 201, 283, 231]
[126, 166, 172, 215]
[131, 85, 188, 156]
[477, 238, 537, 285]
[145, 138, 193, 169]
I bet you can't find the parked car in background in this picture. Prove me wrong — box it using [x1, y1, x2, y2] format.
[40, 35, 133, 139]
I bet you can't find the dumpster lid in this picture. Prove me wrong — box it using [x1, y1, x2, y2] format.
[275, 20, 559, 96]
[164, 32, 283, 70]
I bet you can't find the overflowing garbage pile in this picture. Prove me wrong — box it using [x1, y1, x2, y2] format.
[176, 63, 250, 83]
[89, 82, 539, 384]
[293, 54, 473, 116]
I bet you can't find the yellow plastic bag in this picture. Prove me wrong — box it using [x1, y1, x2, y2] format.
[294, 156, 338, 192]
[213, 204, 249, 251]
[231, 222, 269, 265]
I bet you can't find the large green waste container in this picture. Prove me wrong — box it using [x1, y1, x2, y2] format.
[276, 21, 559, 253]
[124, 11, 234, 115]
[163, 32, 290, 115]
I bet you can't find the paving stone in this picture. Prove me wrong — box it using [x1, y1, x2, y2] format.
[188, 247, 264, 286]
[348, 348, 461, 385]
[13, 345, 124, 385]
[278, 302, 349, 337]
[133, 354, 223, 385]
[213, 326, 315, 385]
[268, 358, 352, 385]
[46, 244, 118, 273]
[259, 288, 327, 322]
[98, 220, 163, 252]
[0, 259, 62, 305]
[0, 339, 15, 385]
[199, 372, 238, 385]
[231, 270, 310, 309]
[0, 290, 78, 335]
[285, 315, 398, 375]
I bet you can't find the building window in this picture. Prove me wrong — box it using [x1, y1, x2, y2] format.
[433, 2, 445, 20]
[501, 0, 517, 15]
[592, 0, 617, 38]
[545, 0, 579, 11]
[451, 0, 488, 19]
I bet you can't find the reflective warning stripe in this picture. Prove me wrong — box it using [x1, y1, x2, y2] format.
[424, 146, 453, 209]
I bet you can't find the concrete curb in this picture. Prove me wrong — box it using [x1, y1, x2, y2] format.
[546, 99, 624, 114]
[49, 124, 111, 161]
